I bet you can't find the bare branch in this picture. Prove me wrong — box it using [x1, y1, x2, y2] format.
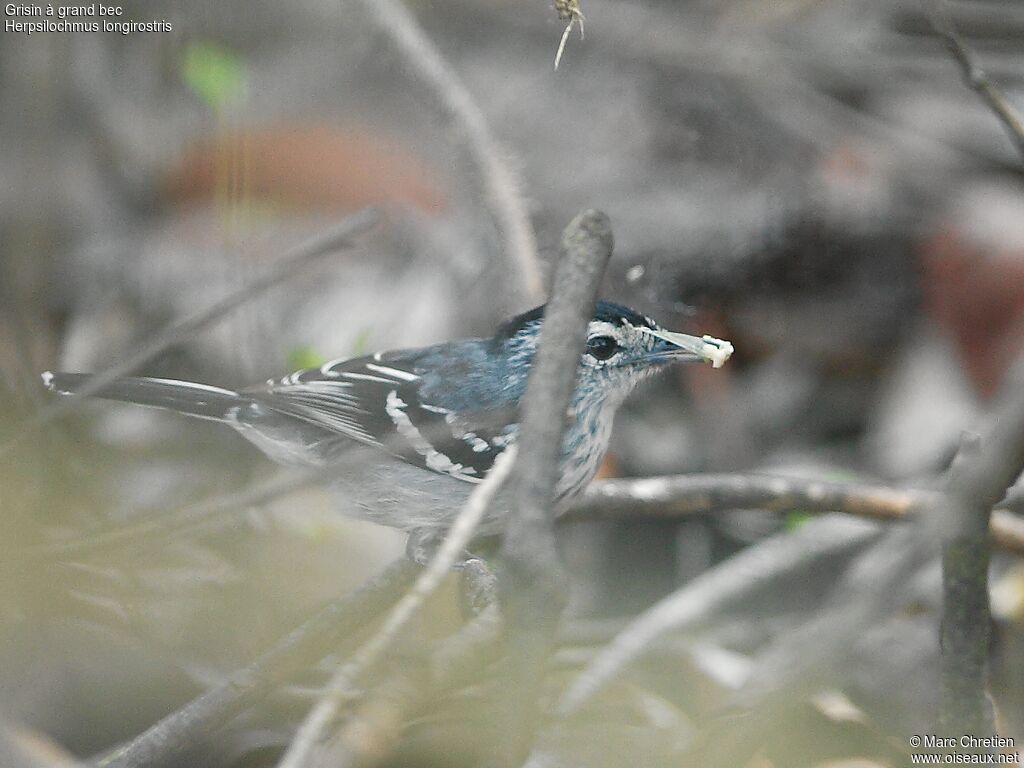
[555, 516, 881, 716]
[325, 604, 504, 768]
[28, 465, 340, 559]
[566, 473, 1024, 554]
[350, 0, 542, 302]
[927, 0, 1024, 163]
[498, 209, 614, 765]
[277, 446, 518, 768]
[936, 375, 1024, 735]
[98, 557, 417, 768]
[692, 363, 1024, 764]
[4, 209, 380, 458]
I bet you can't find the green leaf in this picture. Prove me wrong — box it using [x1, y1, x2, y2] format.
[351, 327, 374, 357]
[287, 346, 327, 371]
[785, 511, 813, 531]
[182, 42, 246, 111]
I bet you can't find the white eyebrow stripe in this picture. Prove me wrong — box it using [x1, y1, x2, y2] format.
[586, 321, 620, 340]
[365, 363, 420, 382]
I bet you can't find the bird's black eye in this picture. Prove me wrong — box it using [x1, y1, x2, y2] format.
[586, 335, 619, 361]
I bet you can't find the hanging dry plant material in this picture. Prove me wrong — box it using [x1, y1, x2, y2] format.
[554, 0, 585, 70]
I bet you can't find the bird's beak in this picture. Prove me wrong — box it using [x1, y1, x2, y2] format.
[641, 328, 734, 368]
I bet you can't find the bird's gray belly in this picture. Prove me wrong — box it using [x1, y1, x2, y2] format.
[325, 445, 512, 534]
[229, 417, 590, 536]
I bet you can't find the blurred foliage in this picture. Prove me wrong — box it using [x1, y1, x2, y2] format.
[182, 42, 247, 111]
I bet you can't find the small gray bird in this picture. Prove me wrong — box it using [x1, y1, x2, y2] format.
[44, 301, 732, 558]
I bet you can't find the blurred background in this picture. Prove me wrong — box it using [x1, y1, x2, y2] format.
[2, 0, 1024, 765]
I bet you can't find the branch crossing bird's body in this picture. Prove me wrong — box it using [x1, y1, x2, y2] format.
[43, 302, 733, 541]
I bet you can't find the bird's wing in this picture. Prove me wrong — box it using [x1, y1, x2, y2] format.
[247, 353, 516, 484]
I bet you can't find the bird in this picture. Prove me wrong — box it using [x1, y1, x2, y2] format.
[43, 301, 733, 561]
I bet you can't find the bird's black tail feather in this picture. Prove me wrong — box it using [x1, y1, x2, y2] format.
[42, 372, 251, 422]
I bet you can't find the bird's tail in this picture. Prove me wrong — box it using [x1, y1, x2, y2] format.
[42, 372, 252, 422]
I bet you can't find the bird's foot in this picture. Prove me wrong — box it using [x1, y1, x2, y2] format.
[404, 527, 479, 568]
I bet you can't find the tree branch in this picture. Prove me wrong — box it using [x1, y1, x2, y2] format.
[555, 516, 880, 716]
[690, 360, 1024, 764]
[5, 209, 380, 458]
[277, 446, 518, 768]
[498, 209, 614, 765]
[566, 473, 1024, 554]
[936, 370, 1024, 735]
[324, 604, 504, 768]
[98, 557, 417, 768]
[927, 0, 1024, 163]
[349, 0, 542, 302]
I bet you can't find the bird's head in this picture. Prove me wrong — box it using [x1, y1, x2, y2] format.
[495, 301, 733, 407]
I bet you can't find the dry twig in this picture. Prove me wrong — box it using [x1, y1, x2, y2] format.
[927, 1, 1024, 163]
[98, 557, 417, 768]
[694, 367, 1024, 763]
[277, 446, 518, 768]
[3, 210, 380, 459]
[567, 473, 1024, 554]
[553, 0, 585, 70]
[498, 209, 614, 765]
[555, 516, 880, 716]
[326, 604, 504, 768]
[350, 0, 542, 301]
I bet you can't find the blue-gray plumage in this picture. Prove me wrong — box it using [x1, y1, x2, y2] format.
[42, 301, 733, 549]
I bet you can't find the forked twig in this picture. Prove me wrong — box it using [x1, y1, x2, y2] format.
[926, 0, 1024, 162]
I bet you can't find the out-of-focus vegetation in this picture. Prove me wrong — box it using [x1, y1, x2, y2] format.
[1, 0, 1023, 766]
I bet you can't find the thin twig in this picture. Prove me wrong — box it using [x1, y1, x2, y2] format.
[926, 0, 1024, 163]
[553, 1, 584, 71]
[694, 525, 935, 768]
[277, 446, 518, 768]
[498, 209, 614, 766]
[27, 466, 340, 559]
[350, 0, 542, 302]
[566, 473, 1024, 554]
[326, 602, 504, 768]
[3, 210, 379, 459]
[98, 557, 417, 768]
[555, 516, 881, 716]
[695, 364, 1024, 764]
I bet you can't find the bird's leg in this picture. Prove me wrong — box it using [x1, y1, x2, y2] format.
[458, 557, 498, 617]
[403, 527, 479, 567]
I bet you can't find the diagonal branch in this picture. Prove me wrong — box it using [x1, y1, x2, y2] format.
[350, 0, 542, 302]
[692, 362, 1024, 764]
[97, 557, 417, 768]
[927, 0, 1024, 162]
[555, 516, 881, 717]
[4, 209, 380, 458]
[276, 445, 519, 768]
[326, 590, 504, 767]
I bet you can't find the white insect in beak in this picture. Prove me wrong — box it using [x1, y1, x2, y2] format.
[641, 327, 735, 369]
